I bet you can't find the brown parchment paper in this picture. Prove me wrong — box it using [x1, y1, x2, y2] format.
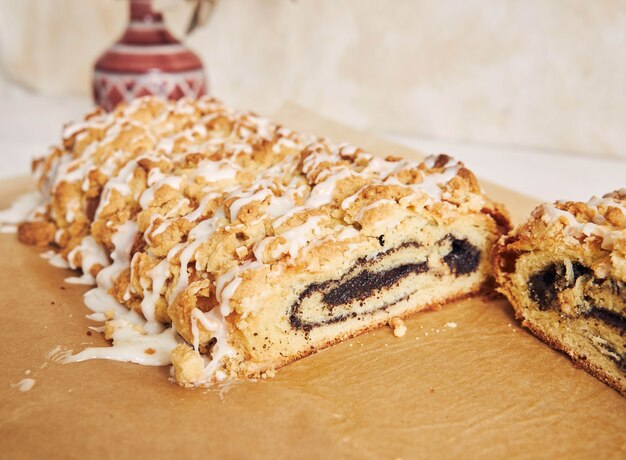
[0, 105, 624, 460]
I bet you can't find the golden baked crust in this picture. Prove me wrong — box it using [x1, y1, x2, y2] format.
[493, 190, 626, 396]
[19, 96, 510, 385]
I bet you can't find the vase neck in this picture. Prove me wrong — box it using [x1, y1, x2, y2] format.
[130, 0, 163, 23]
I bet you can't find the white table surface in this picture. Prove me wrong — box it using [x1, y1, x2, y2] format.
[0, 81, 624, 204]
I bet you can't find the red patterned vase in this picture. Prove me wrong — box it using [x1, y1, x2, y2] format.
[93, 0, 207, 111]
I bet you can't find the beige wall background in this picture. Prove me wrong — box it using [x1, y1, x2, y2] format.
[0, 0, 624, 158]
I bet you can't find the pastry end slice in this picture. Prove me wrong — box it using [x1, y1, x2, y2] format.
[166, 153, 512, 384]
[493, 189, 626, 396]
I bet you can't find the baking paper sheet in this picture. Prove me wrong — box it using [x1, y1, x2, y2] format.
[0, 105, 623, 459]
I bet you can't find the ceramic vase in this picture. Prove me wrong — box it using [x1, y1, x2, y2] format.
[93, 0, 207, 111]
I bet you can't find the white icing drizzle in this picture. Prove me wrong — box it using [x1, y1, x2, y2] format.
[94, 160, 139, 219]
[100, 122, 123, 147]
[168, 213, 223, 303]
[64, 318, 178, 366]
[65, 274, 96, 285]
[254, 213, 352, 264]
[61, 285, 179, 365]
[0, 192, 43, 232]
[340, 185, 367, 211]
[192, 159, 240, 183]
[338, 143, 358, 157]
[392, 165, 461, 204]
[147, 197, 190, 241]
[145, 167, 167, 187]
[353, 199, 397, 224]
[200, 310, 236, 382]
[100, 150, 129, 178]
[140, 208, 225, 321]
[184, 192, 220, 222]
[52, 158, 90, 189]
[190, 307, 207, 351]
[65, 200, 78, 223]
[265, 194, 296, 218]
[156, 137, 175, 154]
[587, 194, 626, 215]
[139, 174, 183, 209]
[251, 237, 273, 262]
[340, 156, 460, 213]
[63, 120, 96, 140]
[302, 147, 338, 175]
[540, 194, 626, 250]
[185, 280, 237, 382]
[53, 228, 65, 244]
[83, 287, 131, 322]
[336, 226, 360, 240]
[48, 254, 69, 268]
[541, 204, 578, 226]
[261, 215, 325, 261]
[139, 250, 177, 322]
[40, 250, 70, 269]
[271, 169, 352, 229]
[359, 154, 419, 179]
[229, 188, 273, 221]
[67, 236, 110, 274]
[95, 220, 138, 291]
[423, 155, 438, 168]
[215, 261, 263, 316]
[305, 168, 353, 208]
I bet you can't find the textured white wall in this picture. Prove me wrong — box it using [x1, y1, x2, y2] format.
[0, 0, 624, 158]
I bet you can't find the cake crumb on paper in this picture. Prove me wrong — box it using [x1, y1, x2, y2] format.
[260, 370, 276, 379]
[389, 317, 407, 337]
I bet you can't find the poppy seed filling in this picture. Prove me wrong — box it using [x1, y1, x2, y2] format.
[289, 236, 481, 331]
[527, 262, 626, 373]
